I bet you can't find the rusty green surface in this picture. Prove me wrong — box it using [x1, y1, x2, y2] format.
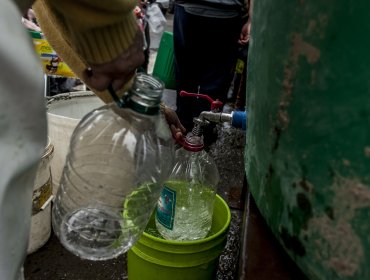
[245, 1, 370, 279]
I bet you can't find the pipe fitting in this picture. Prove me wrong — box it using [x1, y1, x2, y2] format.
[199, 111, 233, 124]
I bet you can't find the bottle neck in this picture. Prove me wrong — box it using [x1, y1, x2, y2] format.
[178, 132, 204, 152]
[125, 74, 164, 115]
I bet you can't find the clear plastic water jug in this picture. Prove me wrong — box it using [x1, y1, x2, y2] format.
[52, 74, 174, 260]
[155, 128, 219, 241]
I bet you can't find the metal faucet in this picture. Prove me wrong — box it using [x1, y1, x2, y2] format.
[180, 90, 247, 132]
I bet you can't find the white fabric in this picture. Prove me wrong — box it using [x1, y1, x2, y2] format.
[0, 1, 47, 279]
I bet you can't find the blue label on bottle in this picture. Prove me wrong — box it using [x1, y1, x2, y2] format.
[156, 185, 176, 230]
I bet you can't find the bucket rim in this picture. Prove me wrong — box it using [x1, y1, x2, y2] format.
[129, 242, 224, 268]
[42, 137, 54, 159]
[46, 91, 96, 106]
[46, 91, 103, 120]
[141, 194, 231, 246]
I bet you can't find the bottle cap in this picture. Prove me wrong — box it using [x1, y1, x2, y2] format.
[177, 132, 204, 152]
[126, 74, 164, 115]
[108, 73, 164, 115]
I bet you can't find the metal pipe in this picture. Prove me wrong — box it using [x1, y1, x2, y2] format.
[199, 111, 233, 124]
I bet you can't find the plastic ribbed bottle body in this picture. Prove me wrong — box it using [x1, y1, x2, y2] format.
[155, 148, 219, 241]
[52, 103, 174, 260]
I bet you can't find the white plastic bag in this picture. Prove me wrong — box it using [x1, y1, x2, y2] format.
[146, 3, 167, 33]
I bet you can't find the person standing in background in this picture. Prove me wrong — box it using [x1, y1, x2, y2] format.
[173, 0, 251, 134]
[230, 0, 252, 110]
[134, 1, 151, 73]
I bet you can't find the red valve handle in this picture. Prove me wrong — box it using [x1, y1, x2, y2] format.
[179, 90, 223, 110]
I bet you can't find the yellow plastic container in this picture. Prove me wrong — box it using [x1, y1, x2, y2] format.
[29, 30, 75, 78]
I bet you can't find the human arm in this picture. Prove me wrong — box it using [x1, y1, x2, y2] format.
[21, 8, 41, 31]
[238, 22, 250, 45]
[33, 1, 183, 136]
[21, 16, 41, 32]
[83, 32, 144, 92]
[238, 0, 253, 45]
[33, 0, 144, 101]
[160, 104, 187, 140]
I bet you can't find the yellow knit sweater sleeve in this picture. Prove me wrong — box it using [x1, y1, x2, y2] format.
[38, 0, 139, 64]
[33, 0, 141, 103]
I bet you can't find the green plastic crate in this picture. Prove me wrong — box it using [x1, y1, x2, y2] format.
[152, 31, 176, 90]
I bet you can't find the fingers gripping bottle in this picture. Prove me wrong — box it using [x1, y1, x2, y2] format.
[155, 116, 220, 241]
[52, 74, 174, 260]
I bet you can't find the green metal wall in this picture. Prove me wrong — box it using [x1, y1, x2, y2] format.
[245, 1, 370, 279]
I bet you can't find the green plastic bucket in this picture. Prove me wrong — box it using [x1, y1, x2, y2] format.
[128, 194, 231, 280]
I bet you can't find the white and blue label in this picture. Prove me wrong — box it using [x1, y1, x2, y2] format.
[156, 185, 176, 230]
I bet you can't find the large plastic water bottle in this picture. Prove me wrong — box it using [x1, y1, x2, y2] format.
[155, 126, 219, 241]
[52, 74, 174, 260]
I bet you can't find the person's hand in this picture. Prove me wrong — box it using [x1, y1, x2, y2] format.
[26, 9, 38, 23]
[161, 106, 186, 140]
[22, 8, 41, 32]
[238, 21, 251, 45]
[82, 30, 145, 92]
[21, 17, 41, 32]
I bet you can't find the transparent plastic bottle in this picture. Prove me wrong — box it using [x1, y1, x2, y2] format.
[52, 74, 174, 260]
[155, 131, 219, 241]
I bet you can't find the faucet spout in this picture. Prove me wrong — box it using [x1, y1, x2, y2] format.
[198, 111, 233, 124]
[198, 110, 247, 131]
